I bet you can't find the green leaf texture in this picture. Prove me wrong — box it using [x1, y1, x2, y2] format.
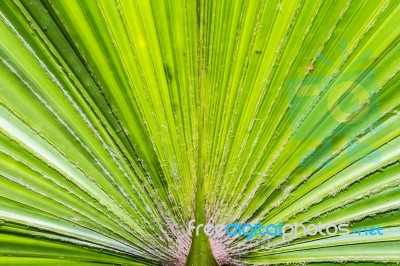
[0, 0, 399, 265]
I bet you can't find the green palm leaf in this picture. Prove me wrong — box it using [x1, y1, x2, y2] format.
[0, 0, 399, 265]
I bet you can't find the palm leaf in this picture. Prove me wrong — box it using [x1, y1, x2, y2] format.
[0, 0, 399, 265]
